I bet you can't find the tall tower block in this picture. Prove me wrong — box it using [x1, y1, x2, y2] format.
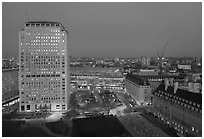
[19, 21, 70, 112]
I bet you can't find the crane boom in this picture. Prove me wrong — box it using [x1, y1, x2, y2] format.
[157, 41, 169, 75]
[161, 41, 168, 58]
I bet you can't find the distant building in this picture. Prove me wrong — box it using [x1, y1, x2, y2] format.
[135, 69, 158, 76]
[195, 57, 202, 66]
[125, 73, 152, 105]
[180, 82, 202, 94]
[152, 80, 202, 137]
[178, 64, 191, 70]
[19, 21, 70, 112]
[192, 73, 202, 81]
[2, 58, 19, 69]
[2, 59, 11, 69]
[141, 56, 150, 67]
[114, 58, 120, 62]
[2, 69, 19, 103]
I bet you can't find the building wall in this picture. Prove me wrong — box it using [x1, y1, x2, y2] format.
[125, 80, 151, 105]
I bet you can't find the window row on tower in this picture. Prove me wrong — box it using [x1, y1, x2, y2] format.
[24, 42, 61, 46]
[28, 38, 61, 43]
[21, 88, 62, 95]
[34, 34, 61, 38]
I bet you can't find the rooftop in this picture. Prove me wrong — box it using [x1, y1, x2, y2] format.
[154, 84, 202, 105]
[25, 21, 62, 24]
[71, 115, 131, 137]
[24, 21, 67, 32]
[139, 74, 185, 79]
[126, 73, 150, 86]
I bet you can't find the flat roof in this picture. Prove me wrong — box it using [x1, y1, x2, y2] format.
[126, 73, 150, 86]
[26, 21, 61, 24]
[24, 21, 68, 32]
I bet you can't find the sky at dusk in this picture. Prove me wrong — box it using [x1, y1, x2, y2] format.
[2, 2, 202, 58]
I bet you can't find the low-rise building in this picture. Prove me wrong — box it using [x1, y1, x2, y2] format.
[134, 69, 158, 76]
[125, 73, 152, 105]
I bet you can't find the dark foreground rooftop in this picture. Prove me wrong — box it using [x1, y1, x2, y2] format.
[2, 115, 131, 137]
[2, 120, 53, 137]
[71, 115, 132, 137]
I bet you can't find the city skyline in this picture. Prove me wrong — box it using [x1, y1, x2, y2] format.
[2, 2, 202, 135]
[2, 2, 202, 58]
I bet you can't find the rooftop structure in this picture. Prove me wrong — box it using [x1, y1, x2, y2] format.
[24, 21, 67, 32]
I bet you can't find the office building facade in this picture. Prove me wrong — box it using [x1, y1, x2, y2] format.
[19, 21, 70, 112]
[141, 56, 150, 67]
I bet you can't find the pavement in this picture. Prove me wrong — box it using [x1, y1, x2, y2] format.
[116, 92, 135, 112]
[93, 89, 103, 104]
[118, 112, 170, 137]
[46, 112, 63, 121]
[109, 104, 126, 116]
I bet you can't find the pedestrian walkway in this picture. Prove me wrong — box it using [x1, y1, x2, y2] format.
[109, 104, 126, 116]
[118, 113, 169, 137]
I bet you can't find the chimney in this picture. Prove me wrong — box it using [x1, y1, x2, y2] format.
[184, 77, 188, 87]
[174, 82, 178, 93]
[188, 82, 193, 92]
[165, 78, 170, 91]
[170, 78, 174, 86]
[184, 77, 189, 82]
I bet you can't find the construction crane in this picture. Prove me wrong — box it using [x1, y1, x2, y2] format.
[157, 41, 168, 75]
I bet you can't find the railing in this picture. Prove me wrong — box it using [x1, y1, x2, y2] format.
[2, 96, 19, 106]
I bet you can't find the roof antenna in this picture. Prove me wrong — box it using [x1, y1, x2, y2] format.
[24, 12, 28, 23]
[60, 12, 64, 25]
